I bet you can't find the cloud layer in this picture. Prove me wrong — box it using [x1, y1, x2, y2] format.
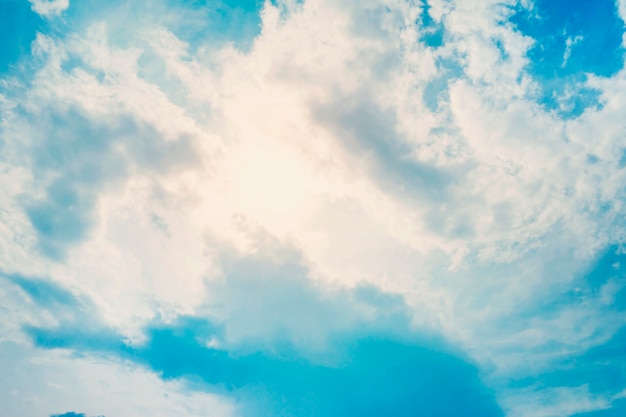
[1, 0, 626, 416]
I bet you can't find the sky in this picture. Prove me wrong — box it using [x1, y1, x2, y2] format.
[1, 0, 626, 416]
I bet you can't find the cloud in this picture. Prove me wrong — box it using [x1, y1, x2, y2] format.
[2, 271, 78, 308]
[311, 92, 453, 202]
[2, 0, 626, 416]
[502, 385, 611, 417]
[25, 305, 504, 417]
[0, 341, 234, 417]
[1, 27, 205, 259]
[29, 0, 69, 18]
[16, 240, 502, 416]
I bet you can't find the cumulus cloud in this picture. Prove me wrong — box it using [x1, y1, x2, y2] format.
[20, 278, 504, 417]
[1, 0, 626, 416]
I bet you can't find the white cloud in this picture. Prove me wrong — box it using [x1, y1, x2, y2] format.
[2, 0, 626, 415]
[0, 341, 235, 417]
[29, 0, 70, 17]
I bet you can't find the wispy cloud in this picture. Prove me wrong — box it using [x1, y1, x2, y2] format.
[29, 0, 70, 18]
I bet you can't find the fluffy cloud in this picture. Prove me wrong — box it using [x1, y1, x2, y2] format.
[1, 0, 626, 416]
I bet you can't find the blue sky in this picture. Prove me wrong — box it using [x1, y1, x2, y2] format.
[1, 0, 626, 416]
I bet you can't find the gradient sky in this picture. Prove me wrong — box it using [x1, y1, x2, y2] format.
[1, 0, 626, 416]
